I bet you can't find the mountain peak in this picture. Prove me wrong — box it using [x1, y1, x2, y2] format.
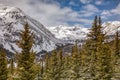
[0, 6, 23, 15]
[0, 6, 63, 56]
[48, 25, 88, 42]
[103, 21, 120, 35]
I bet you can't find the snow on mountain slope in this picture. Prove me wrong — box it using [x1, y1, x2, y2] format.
[103, 21, 120, 35]
[48, 21, 120, 42]
[48, 25, 89, 42]
[0, 6, 63, 54]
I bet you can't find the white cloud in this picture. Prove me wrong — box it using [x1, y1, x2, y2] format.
[69, 1, 76, 6]
[101, 10, 111, 15]
[82, 4, 99, 12]
[79, 4, 99, 17]
[0, 0, 93, 27]
[111, 3, 120, 15]
[95, 0, 103, 5]
[101, 3, 120, 20]
[101, 10, 111, 19]
[80, 0, 92, 4]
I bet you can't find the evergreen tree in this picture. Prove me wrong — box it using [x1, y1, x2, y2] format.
[43, 50, 59, 80]
[62, 52, 71, 80]
[84, 16, 99, 79]
[43, 53, 50, 80]
[49, 50, 59, 80]
[112, 31, 120, 79]
[70, 43, 81, 80]
[17, 23, 39, 80]
[39, 58, 44, 80]
[8, 56, 16, 80]
[45, 53, 49, 73]
[113, 31, 120, 56]
[57, 48, 65, 79]
[97, 16, 105, 45]
[0, 49, 8, 80]
[97, 44, 113, 80]
[10, 57, 14, 76]
[83, 16, 106, 79]
[87, 16, 98, 42]
[44, 49, 65, 80]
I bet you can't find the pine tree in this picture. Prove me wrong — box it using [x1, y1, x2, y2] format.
[87, 16, 98, 43]
[97, 44, 113, 80]
[49, 50, 59, 80]
[83, 16, 106, 79]
[57, 48, 65, 79]
[113, 31, 120, 56]
[17, 23, 39, 80]
[91, 16, 112, 80]
[10, 57, 14, 76]
[97, 16, 105, 45]
[8, 56, 15, 80]
[62, 52, 71, 80]
[43, 50, 59, 80]
[112, 31, 120, 79]
[84, 16, 99, 79]
[45, 53, 49, 73]
[43, 53, 50, 80]
[70, 43, 83, 80]
[0, 49, 8, 80]
[44, 49, 65, 80]
[39, 58, 44, 80]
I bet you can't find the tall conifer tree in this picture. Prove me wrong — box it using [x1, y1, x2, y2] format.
[70, 43, 83, 80]
[113, 31, 120, 56]
[83, 16, 106, 79]
[112, 31, 120, 79]
[17, 23, 39, 80]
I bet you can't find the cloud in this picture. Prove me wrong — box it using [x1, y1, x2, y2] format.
[0, 0, 95, 27]
[0, 0, 93, 27]
[101, 3, 120, 20]
[69, 1, 76, 6]
[101, 10, 111, 15]
[111, 3, 120, 15]
[82, 4, 99, 12]
[95, 0, 103, 5]
[79, 4, 99, 17]
[80, 0, 92, 4]
[101, 10, 112, 19]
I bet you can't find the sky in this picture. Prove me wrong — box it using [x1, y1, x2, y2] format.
[0, 0, 120, 27]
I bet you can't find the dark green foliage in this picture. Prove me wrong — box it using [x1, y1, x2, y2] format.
[70, 43, 82, 80]
[0, 49, 8, 80]
[112, 31, 120, 79]
[43, 49, 65, 80]
[113, 31, 120, 56]
[8, 56, 15, 80]
[97, 44, 113, 80]
[17, 23, 39, 80]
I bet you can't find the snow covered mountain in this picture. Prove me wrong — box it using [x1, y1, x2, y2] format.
[103, 21, 120, 35]
[48, 21, 120, 42]
[0, 6, 63, 54]
[47, 25, 89, 43]
[1, 6, 120, 56]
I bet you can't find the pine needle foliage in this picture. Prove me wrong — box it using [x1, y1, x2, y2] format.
[17, 23, 39, 80]
[0, 49, 8, 80]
